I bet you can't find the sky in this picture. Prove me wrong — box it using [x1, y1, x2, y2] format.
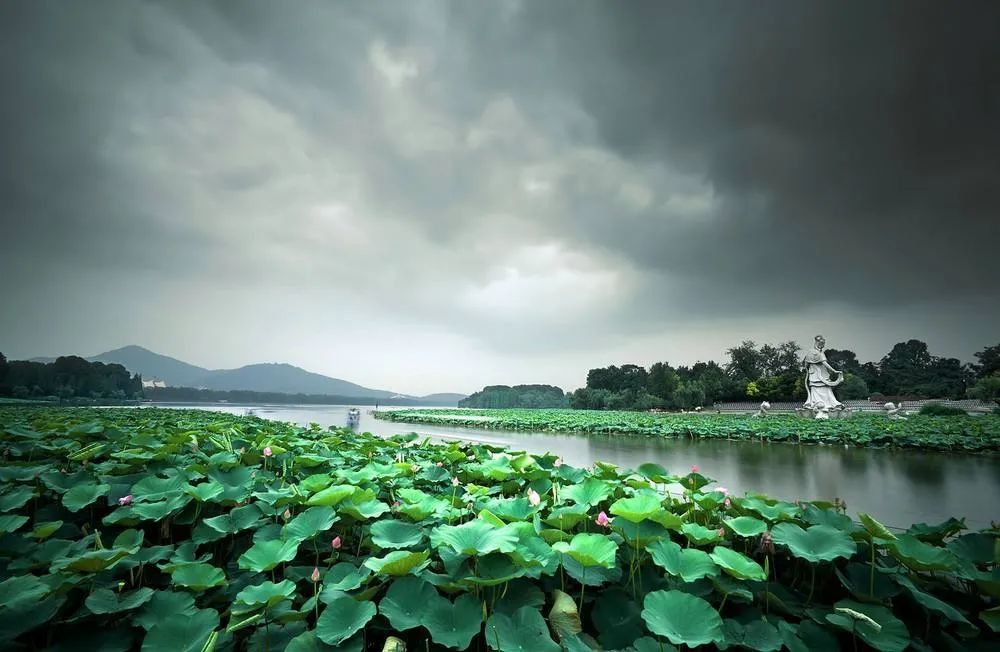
[1, 1, 998, 396]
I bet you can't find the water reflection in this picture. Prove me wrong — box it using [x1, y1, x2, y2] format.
[146, 403, 1000, 529]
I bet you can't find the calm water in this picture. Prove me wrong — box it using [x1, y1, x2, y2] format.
[148, 403, 1000, 530]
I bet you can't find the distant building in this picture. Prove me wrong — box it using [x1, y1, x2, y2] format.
[142, 378, 167, 389]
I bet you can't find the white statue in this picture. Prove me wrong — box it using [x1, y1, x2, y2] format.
[802, 335, 844, 414]
[884, 402, 907, 420]
[754, 401, 771, 418]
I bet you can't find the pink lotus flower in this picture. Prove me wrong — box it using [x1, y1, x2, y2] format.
[596, 511, 611, 528]
[527, 488, 541, 506]
[724, 497, 732, 509]
[717, 487, 729, 496]
[690, 464, 699, 473]
[331, 535, 342, 550]
[283, 508, 291, 520]
[436, 461, 443, 467]
[118, 495, 133, 506]
[451, 477, 459, 487]
[554, 457, 563, 468]
[263, 446, 273, 457]
[717, 528, 725, 538]
[310, 566, 321, 582]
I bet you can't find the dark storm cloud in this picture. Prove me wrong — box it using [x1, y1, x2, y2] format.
[1, 1, 998, 388]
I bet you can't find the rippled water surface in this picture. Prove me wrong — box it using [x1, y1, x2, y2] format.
[148, 403, 1000, 529]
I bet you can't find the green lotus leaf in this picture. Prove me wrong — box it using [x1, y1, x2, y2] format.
[30, 520, 64, 539]
[283, 506, 338, 543]
[315, 594, 376, 646]
[609, 493, 662, 523]
[629, 637, 679, 652]
[62, 482, 110, 512]
[722, 618, 782, 652]
[131, 494, 192, 520]
[485, 605, 560, 652]
[431, 519, 517, 556]
[0, 514, 29, 535]
[893, 573, 972, 625]
[305, 484, 357, 507]
[0, 485, 34, 512]
[338, 497, 390, 520]
[641, 590, 724, 647]
[322, 562, 372, 592]
[552, 533, 618, 568]
[636, 462, 670, 482]
[740, 497, 800, 522]
[646, 540, 719, 582]
[55, 548, 131, 573]
[826, 600, 910, 652]
[170, 563, 226, 591]
[140, 608, 219, 652]
[185, 481, 225, 502]
[724, 516, 768, 538]
[0, 574, 49, 609]
[363, 550, 431, 576]
[236, 579, 296, 608]
[858, 513, 897, 541]
[947, 532, 997, 565]
[130, 473, 188, 502]
[133, 591, 198, 631]
[425, 593, 483, 649]
[370, 519, 425, 549]
[561, 478, 612, 507]
[889, 534, 958, 571]
[483, 497, 535, 521]
[0, 593, 66, 641]
[681, 522, 725, 545]
[238, 538, 300, 572]
[771, 523, 856, 563]
[542, 504, 590, 529]
[378, 576, 440, 631]
[203, 503, 262, 534]
[85, 587, 155, 614]
[982, 606, 1000, 633]
[710, 546, 767, 580]
[285, 630, 339, 652]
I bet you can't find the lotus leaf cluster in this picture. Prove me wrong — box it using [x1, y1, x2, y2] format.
[0, 406, 997, 651]
[376, 408, 1000, 453]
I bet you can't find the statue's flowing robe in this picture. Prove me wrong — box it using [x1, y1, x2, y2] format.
[803, 348, 843, 409]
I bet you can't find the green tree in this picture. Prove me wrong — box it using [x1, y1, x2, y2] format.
[746, 381, 760, 398]
[972, 344, 1000, 379]
[725, 341, 764, 381]
[839, 373, 869, 400]
[647, 362, 679, 402]
[673, 381, 706, 410]
[968, 373, 1000, 402]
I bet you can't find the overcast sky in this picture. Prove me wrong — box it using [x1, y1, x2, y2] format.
[2, 1, 998, 395]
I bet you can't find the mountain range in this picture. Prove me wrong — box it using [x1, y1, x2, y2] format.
[31, 345, 466, 403]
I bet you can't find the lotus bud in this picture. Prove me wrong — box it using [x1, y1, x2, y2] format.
[553, 457, 563, 468]
[690, 464, 699, 473]
[596, 511, 611, 528]
[118, 495, 133, 506]
[451, 477, 459, 487]
[283, 508, 291, 520]
[527, 488, 541, 506]
[724, 497, 732, 509]
[331, 535, 342, 550]
[311, 566, 321, 583]
[717, 528, 725, 538]
[263, 446, 273, 457]
[436, 461, 443, 467]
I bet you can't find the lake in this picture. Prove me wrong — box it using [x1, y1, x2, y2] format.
[147, 402, 1000, 530]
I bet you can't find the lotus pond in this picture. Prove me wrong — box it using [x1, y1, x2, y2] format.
[374, 409, 1000, 454]
[1, 407, 998, 651]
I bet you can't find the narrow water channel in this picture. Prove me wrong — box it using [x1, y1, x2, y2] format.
[147, 403, 1000, 530]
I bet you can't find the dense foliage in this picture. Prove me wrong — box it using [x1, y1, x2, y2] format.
[460, 385, 568, 409]
[376, 409, 1000, 453]
[0, 354, 142, 400]
[1, 407, 997, 651]
[570, 341, 998, 411]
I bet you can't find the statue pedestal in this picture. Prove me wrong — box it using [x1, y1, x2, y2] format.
[796, 408, 853, 420]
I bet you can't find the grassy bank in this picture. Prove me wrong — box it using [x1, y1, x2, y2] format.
[374, 408, 1000, 453]
[0, 406, 997, 650]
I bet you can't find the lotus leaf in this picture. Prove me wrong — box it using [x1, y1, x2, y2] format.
[771, 523, 856, 563]
[562, 478, 612, 507]
[485, 605, 560, 652]
[236, 579, 296, 607]
[425, 593, 483, 649]
[378, 576, 439, 631]
[237, 539, 301, 572]
[363, 550, 431, 576]
[170, 563, 226, 591]
[641, 589, 724, 647]
[431, 519, 517, 556]
[322, 562, 372, 592]
[315, 594, 376, 646]
[710, 546, 767, 580]
[305, 484, 356, 507]
[552, 532, 618, 568]
[826, 600, 910, 652]
[647, 540, 719, 582]
[724, 515, 768, 537]
[609, 493, 662, 523]
[370, 519, 425, 549]
[283, 506, 338, 542]
[889, 534, 959, 571]
[62, 482, 110, 512]
[140, 608, 219, 652]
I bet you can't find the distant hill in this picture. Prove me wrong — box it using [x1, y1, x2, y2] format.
[418, 393, 469, 404]
[31, 345, 465, 403]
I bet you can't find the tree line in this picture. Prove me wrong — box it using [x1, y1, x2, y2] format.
[458, 385, 568, 409]
[0, 353, 142, 400]
[570, 340, 1000, 411]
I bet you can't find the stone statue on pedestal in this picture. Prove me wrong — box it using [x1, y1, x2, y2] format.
[801, 335, 846, 419]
